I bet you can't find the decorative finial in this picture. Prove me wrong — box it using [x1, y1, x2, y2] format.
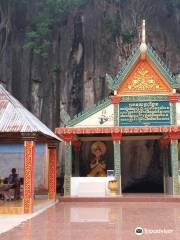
[140, 19, 147, 56]
[142, 19, 146, 43]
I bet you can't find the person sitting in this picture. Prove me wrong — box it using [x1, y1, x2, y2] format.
[8, 168, 20, 200]
[0, 178, 12, 201]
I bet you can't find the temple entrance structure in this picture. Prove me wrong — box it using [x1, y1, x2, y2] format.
[56, 20, 180, 196]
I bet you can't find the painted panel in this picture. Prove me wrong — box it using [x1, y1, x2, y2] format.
[119, 101, 170, 126]
[34, 144, 46, 187]
[117, 60, 172, 95]
[74, 104, 114, 127]
[0, 143, 45, 187]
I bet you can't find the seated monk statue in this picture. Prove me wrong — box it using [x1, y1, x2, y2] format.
[87, 142, 107, 177]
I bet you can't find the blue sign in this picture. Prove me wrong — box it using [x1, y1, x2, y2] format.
[119, 101, 170, 126]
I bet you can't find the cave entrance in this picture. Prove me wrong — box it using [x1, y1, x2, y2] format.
[121, 139, 164, 193]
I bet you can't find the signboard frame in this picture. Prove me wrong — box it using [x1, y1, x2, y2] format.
[119, 101, 171, 126]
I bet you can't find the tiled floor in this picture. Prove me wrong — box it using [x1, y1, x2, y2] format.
[0, 201, 180, 240]
[0, 198, 53, 214]
[0, 200, 56, 234]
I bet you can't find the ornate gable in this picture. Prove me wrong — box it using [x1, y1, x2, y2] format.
[117, 59, 172, 96]
[106, 20, 178, 94]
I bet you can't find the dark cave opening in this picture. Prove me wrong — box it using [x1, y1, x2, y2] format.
[121, 140, 164, 193]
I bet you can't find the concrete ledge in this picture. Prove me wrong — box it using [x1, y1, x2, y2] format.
[60, 194, 180, 203]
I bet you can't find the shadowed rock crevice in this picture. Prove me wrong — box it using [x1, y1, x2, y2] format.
[121, 140, 163, 193]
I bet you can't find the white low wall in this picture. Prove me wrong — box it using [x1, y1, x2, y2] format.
[71, 177, 115, 197]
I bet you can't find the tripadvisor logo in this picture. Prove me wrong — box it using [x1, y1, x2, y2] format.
[135, 227, 143, 236]
[135, 227, 174, 235]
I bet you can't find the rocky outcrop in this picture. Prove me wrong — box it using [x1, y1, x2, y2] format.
[0, 0, 180, 177]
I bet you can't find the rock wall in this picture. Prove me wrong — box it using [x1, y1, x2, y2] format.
[0, 0, 180, 177]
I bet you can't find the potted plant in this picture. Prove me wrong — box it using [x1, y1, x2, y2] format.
[108, 179, 119, 195]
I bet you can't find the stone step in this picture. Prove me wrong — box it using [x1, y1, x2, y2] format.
[59, 194, 180, 203]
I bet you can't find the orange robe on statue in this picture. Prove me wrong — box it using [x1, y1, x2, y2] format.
[87, 159, 106, 177]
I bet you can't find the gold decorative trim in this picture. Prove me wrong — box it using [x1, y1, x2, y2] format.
[117, 61, 172, 95]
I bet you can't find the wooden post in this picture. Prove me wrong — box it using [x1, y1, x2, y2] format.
[23, 141, 35, 214]
[48, 146, 57, 200]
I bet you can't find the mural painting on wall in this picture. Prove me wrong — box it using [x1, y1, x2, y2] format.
[98, 108, 114, 125]
[75, 105, 114, 127]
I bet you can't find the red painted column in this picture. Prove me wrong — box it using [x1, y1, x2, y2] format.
[111, 95, 121, 126]
[111, 95, 121, 105]
[168, 94, 179, 103]
[23, 141, 35, 214]
[48, 146, 57, 200]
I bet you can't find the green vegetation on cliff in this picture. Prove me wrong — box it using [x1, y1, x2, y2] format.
[24, 0, 89, 57]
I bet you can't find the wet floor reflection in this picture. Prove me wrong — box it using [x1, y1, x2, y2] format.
[0, 202, 180, 240]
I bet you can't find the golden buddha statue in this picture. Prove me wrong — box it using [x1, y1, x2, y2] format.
[87, 141, 107, 177]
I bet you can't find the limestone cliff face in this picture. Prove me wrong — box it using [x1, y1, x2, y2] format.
[0, 0, 180, 128]
[0, 0, 180, 179]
